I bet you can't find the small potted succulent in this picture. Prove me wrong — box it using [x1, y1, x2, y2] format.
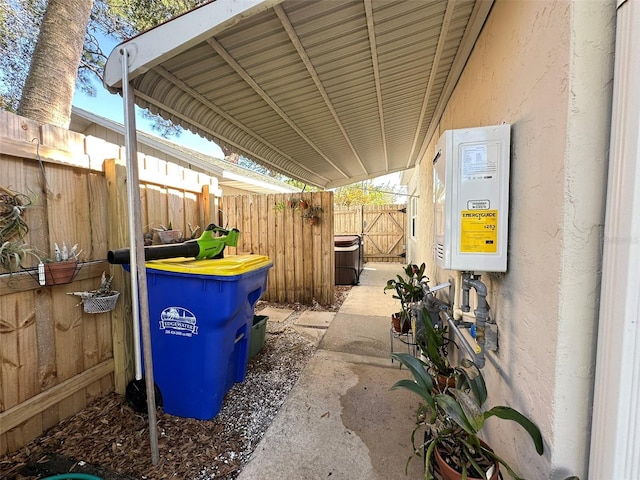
[43, 242, 82, 285]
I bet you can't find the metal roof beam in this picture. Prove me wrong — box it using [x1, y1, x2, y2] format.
[206, 37, 350, 180]
[364, 0, 389, 172]
[274, 4, 368, 176]
[406, 0, 455, 168]
[415, 0, 495, 163]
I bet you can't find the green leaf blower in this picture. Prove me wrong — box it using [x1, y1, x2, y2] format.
[108, 224, 240, 264]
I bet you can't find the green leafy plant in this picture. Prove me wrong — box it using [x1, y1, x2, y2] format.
[0, 187, 39, 273]
[384, 263, 428, 332]
[391, 353, 543, 479]
[415, 305, 454, 383]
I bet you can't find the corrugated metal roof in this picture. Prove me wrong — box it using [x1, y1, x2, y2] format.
[104, 0, 492, 188]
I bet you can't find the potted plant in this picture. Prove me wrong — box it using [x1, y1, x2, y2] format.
[384, 263, 428, 333]
[301, 205, 322, 225]
[152, 222, 183, 244]
[68, 271, 120, 313]
[1, 186, 37, 274]
[415, 305, 456, 390]
[286, 197, 299, 209]
[43, 242, 82, 285]
[0, 240, 41, 274]
[391, 352, 544, 480]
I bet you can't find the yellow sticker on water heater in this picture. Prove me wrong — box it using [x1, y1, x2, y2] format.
[460, 210, 498, 253]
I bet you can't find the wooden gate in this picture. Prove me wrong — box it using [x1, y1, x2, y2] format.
[334, 204, 406, 262]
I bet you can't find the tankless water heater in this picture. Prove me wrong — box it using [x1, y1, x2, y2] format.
[433, 124, 511, 272]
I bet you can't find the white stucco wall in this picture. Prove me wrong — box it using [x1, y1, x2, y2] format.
[409, 1, 615, 478]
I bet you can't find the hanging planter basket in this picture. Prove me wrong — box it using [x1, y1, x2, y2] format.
[68, 272, 120, 313]
[80, 291, 120, 314]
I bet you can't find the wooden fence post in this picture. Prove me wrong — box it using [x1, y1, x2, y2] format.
[104, 158, 133, 394]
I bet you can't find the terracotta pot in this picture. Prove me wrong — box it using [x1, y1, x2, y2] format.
[435, 373, 457, 392]
[434, 441, 499, 480]
[391, 312, 411, 333]
[299, 200, 309, 209]
[44, 261, 79, 285]
[307, 216, 320, 225]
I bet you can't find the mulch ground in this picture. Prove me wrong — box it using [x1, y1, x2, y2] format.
[1, 287, 351, 480]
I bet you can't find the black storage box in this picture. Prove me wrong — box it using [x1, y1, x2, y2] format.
[335, 235, 363, 285]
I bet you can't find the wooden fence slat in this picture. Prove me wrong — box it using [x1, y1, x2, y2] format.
[104, 159, 132, 394]
[288, 193, 311, 303]
[265, 195, 276, 299]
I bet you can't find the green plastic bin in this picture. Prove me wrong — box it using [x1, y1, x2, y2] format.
[250, 315, 268, 359]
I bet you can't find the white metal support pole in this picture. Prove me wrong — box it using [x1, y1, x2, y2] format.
[589, 0, 640, 477]
[120, 47, 160, 465]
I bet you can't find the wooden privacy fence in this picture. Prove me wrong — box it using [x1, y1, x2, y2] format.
[221, 192, 334, 305]
[0, 111, 219, 455]
[334, 204, 406, 262]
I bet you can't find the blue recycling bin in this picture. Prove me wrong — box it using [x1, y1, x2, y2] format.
[134, 254, 272, 420]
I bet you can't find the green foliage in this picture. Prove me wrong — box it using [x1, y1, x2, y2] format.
[390, 352, 544, 479]
[332, 180, 400, 206]
[285, 178, 320, 192]
[384, 263, 428, 329]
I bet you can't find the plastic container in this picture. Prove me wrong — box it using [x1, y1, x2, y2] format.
[249, 315, 268, 359]
[135, 254, 272, 420]
[334, 235, 363, 285]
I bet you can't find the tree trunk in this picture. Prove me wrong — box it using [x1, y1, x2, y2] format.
[17, 0, 94, 127]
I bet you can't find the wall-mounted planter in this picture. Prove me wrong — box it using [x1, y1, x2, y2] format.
[44, 261, 81, 286]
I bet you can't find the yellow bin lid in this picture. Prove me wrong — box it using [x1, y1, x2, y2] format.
[145, 254, 272, 276]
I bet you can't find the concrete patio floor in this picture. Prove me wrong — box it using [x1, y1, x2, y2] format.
[238, 262, 424, 480]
